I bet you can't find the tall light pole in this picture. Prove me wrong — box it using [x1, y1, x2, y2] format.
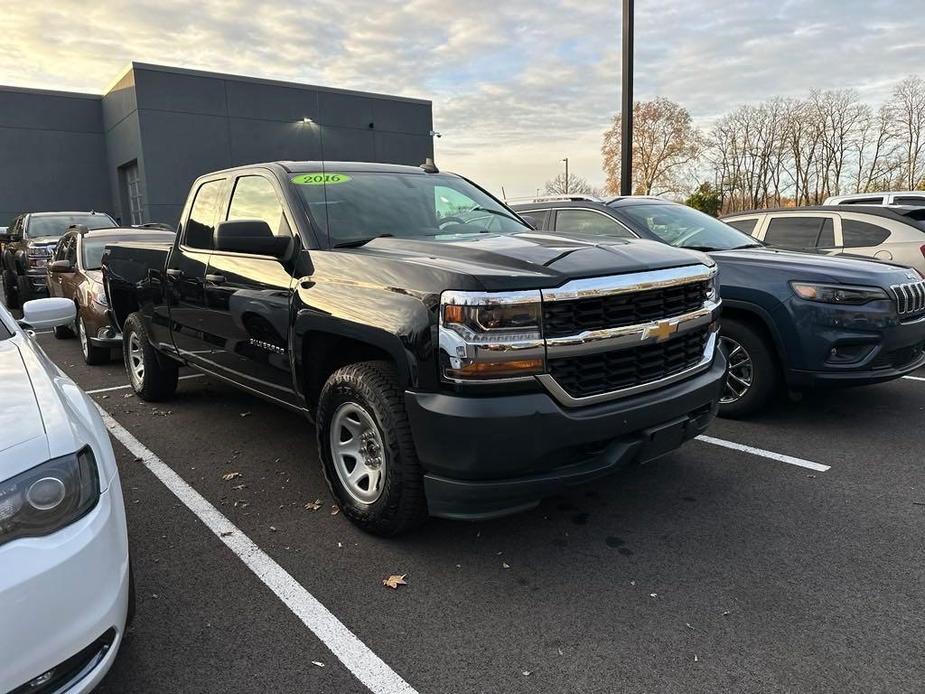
[620, 0, 634, 196]
[562, 157, 569, 195]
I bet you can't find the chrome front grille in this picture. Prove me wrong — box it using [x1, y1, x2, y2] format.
[891, 280, 925, 319]
[537, 265, 720, 406]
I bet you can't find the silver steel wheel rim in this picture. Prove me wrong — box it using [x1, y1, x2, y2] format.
[329, 402, 386, 505]
[128, 332, 144, 388]
[78, 318, 89, 358]
[720, 336, 753, 404]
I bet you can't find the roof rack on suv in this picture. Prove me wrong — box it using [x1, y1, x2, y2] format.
[505, 194, 604, 204]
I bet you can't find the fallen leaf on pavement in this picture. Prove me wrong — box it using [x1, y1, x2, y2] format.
[382, 574, 407, 589]
[502, 562, 510, 569]
[222, 472, 242, 481]
[240, 412, 251, 417]
[330, 506, 340, 516]
[304, 499, 323, 511]
[311, 661, 325, 668]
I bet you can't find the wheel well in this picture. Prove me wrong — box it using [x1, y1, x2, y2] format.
[721, 306, 784, 367]
[302, 334, 396, 409]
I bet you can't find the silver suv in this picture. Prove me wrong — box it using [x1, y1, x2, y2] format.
[823, 191, 925, 206]
[722, 206, 925, 274]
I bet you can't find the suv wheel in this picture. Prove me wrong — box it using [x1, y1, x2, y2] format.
[123, 313, 178, 401]
[316, 361, 427, 536]
[718, 318, 779, 418]
[77, 316, 109, 365]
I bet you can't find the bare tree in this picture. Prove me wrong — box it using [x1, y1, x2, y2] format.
[886, 76, 925, 189]
[602, 97, 702, 195]
[543, 173, 594, 196]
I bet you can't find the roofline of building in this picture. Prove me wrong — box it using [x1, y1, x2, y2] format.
[105, 61, 431, 105]
[0, 84, 101, 100]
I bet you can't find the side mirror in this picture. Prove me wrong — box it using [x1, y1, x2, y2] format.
[49, 259, 75, 274]
[520, 214, 539, 230]
[19, 298, 76, 330]
[213, 219, 289, 257]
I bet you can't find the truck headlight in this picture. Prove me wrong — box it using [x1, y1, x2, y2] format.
[790, 282, 888, 305]
[0, 447, 100, 548]
[439, 290, 544, 381]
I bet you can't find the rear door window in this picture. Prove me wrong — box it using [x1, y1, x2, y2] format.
[555, 209, 633, 237]
[516, 209, 548, 229]
[726, 218, 758, 235]
[841, 197, 884, 205]
[763, 217, 824, 250]
[184, 179, 226, 250]
[841, 219, 891, 248]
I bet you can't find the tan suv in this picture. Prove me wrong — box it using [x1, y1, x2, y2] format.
[47, 226, 175, 364]
[722, 206, 925, 274]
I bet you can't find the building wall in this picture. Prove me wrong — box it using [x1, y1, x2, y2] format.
[0, 64, 434, 228]
[0, 87, 111, 226]
[132, 65, 434, 226]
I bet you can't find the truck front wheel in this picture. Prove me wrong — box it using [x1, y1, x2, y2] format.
[316, 361, 427, 536]
[122, 313, 178, 401]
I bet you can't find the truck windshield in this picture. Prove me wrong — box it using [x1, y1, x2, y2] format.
[291, 171, 530, 246]
[29, 214, 116, 239]
[614, 203, 760, 251]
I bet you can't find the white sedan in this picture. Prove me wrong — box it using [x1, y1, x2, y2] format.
[0, 298, 131, 692]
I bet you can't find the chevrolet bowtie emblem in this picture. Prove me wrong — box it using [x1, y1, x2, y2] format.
[645, 320, 678, 342]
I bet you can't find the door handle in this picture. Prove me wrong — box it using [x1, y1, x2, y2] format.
[166, 268, 184, 279]
[205, 273, 226, 284]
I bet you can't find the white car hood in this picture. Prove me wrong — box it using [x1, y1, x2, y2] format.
[0, 340, 47, 460]
[0, 335, 115, 486]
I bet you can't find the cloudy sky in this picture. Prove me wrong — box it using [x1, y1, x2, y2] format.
[1, 0, 921, 197]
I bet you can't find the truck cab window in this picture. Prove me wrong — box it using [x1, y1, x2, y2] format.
[185, 179, 225, 250]
[228, 176, 291, 237]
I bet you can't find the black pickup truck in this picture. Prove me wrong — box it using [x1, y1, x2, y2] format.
[103, 161, 727, 535]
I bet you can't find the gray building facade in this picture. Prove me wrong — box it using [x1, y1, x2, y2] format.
[0, 63, 434, 226]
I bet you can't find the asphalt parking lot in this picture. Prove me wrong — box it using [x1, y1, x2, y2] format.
[25, 326, 925, 693]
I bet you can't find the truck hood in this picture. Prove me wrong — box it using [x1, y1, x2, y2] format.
[341, 233, 712, 290]
[710, 247, 919, 287]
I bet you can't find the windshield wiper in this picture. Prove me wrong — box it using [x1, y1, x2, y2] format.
[470, 207, 523, 224]
[680, 245, 719, 252]
[733, 243, 764, 249]
[332, 234, 395, 248]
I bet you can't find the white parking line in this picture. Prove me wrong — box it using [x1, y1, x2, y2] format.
[903, 375, 925, 382]
[86, 374, 204, 395]
[94, 402, 417, 694]
[696, 435, 830, 472]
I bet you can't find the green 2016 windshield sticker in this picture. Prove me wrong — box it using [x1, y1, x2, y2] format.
[291, 173, 352, 185]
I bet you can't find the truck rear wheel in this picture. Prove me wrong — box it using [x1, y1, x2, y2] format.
[316, 361, 427, 536]
[16, 274, 32, 305]
[123, 313, 178, 401]
[718, 318, 779, 419]
[1, 270, 17, 309]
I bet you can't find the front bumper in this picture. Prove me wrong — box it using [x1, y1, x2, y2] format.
[786, 315, 925, 388]
[0, 485, 130, 693]
[405, 351, 727, 520]
[83, 309, 122, 348]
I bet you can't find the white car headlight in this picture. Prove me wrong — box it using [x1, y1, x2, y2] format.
[0, 447, 100, 547]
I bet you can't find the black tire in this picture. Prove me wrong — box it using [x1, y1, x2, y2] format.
[718, 318, 780, 419]
[77, 316, 109, 365]
[126, 557, 137, 629]
[122, 312, 178, 401]
[1, 270, 18, 309]
[316, 361, 427, 536]
[16, 274, 32, 305]
[54, 320, 75, 339]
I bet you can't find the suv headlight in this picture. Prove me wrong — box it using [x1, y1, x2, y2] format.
[92, 286, 108, 307]
[439, 290, 545, 381]
[790, 282, 888, 305]
[0, 447, 100, 548]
